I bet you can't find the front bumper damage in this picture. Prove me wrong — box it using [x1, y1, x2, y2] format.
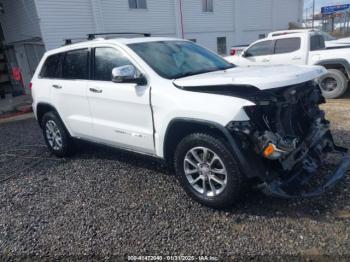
[257, 125, 350, 198]
[227, 81, 350, 198]
[260, 154, 350, 198]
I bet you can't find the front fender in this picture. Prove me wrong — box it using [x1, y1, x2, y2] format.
[161, 117, 261, 178]
[314, 58, 350, 78]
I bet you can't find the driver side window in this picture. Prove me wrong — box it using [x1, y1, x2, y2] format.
[245, 40, 272, 57]
[94, 47, 133, 81]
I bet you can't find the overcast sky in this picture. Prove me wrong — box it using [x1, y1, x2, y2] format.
[304, 0, 350, 13]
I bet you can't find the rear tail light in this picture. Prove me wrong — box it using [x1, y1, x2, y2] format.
[230, 49, 236, 56]
[29, 82, 33, 90]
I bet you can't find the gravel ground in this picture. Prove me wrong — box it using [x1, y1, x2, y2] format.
[0, 99, 350, 259]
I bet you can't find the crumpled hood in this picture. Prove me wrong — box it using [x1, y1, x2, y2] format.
[173, 65, 327, 90]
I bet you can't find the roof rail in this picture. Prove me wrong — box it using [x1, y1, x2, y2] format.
[87, 32, 151, 40]
[63, 38, 87, 46]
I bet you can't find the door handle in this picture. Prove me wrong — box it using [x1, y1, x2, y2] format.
[292, 56, 302, 60]
[89, 87, 103, 93]
[52, 84, 62, 89]
[262, 59, 270, 62]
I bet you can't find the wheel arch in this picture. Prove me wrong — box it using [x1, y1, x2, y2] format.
[36, 103, 71, 136]
[162, 118, 258, 178]
[315, 59, 350, 79]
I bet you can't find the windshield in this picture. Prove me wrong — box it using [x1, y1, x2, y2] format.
[128, 41, 234, 79]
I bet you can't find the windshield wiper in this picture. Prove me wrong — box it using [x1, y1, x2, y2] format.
[175, 71, 206, 78]
[173, 71, 209, 79]
[174, 66, 235, 79]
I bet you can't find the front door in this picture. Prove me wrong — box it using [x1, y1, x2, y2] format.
[87, 46, 154, 154]
[240, 40, 273, 66]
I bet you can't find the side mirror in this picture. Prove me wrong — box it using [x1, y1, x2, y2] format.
[112, 65, 147, 85]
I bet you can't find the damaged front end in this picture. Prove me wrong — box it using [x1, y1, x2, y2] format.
[227, 81, 350, 198]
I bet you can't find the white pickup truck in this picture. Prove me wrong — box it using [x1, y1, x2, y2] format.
[267, 29, 350, 49]
[225, 29, 350, 98]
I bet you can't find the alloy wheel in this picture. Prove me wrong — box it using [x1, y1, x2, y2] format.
[45, 120, 63, 151]
[183, 147, 227, 197]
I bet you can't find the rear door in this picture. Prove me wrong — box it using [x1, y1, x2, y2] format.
[269, 37, 306, 65]
[87, 46, 154, 154]
[239, 40, 273, 66]
[309, 34, 326, 64]
[50, 48, 92, 138]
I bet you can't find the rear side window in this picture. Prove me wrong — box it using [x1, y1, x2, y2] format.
[40, 54, 61, 78]
[245, 40, 272, 57]
[94, 47, 132, 81]
[62, 49, 89, 80]
[310, 35, 325, 51]
[274, 38, 301, 54]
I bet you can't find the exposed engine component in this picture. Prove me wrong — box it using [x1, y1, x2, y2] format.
[228, 81, 350, 198]
[253, 131, 299, 160]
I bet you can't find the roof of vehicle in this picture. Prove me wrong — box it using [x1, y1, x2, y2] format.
[242, 29, 323, 48]
[267, 29, 320, 38]
[45, 36, 184, 56]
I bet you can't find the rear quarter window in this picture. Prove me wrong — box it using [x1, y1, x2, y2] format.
[39, 54, 61, 78]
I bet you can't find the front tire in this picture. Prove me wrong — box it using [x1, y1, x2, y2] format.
[41, 111, 72, 157]
[174, 133, 244, 209]
[319, 69, 348, 99]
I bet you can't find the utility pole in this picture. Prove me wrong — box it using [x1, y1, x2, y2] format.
[306, 8, 309, 27]
[312, 0, 315, 28]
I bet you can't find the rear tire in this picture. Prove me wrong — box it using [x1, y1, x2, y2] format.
[174, 133, 244, 209]
[319, 69, 348, 99]
[41, 111, 72, 157]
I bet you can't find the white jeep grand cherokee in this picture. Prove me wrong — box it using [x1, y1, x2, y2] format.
[31, 35, 350, 208]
